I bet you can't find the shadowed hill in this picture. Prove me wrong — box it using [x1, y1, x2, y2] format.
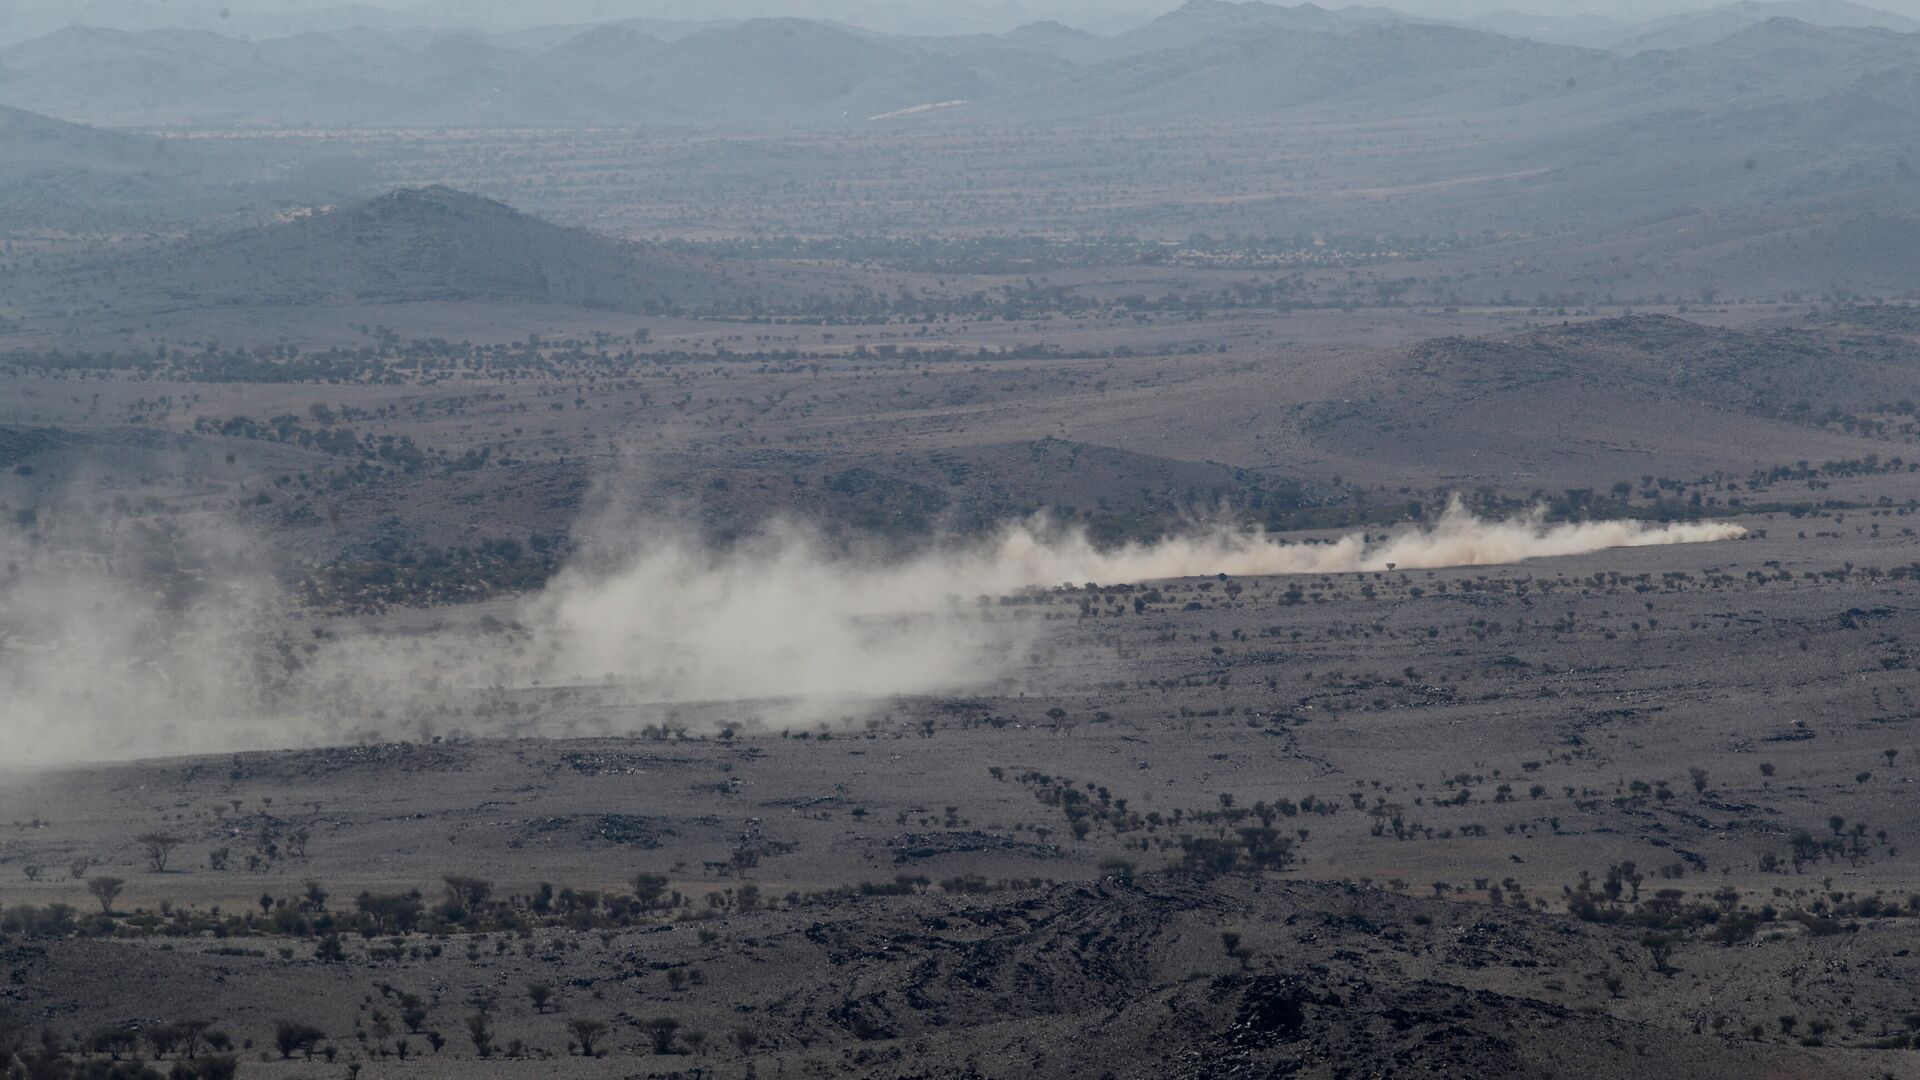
[0, 102, 381, 233]
[1306, 313, 1918, 487]
[0, 104, 206, 228]
[42, 186, 747, 314]
[0, 103, 173, 168]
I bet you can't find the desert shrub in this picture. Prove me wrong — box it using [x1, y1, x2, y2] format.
[87, 877, 126, 914]
[354, 891, 425, 933]
[273, 1020, 324, 1060]
[442, 875, 492, 908]
[90, 1027, 139, 1059]
[2, 903, 78, 935]
[644, 1017, 680, 1055]
[633, 873, 671, 909]
[143, 1024, 183, 1057]
[1176, 827, 1295, 877]
[566, 1018, 607, 1056]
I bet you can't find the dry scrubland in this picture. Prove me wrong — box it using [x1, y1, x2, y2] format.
[10, 294, 1920, 1074]
[6, 51, 1920, 1071]
[8, 517, 1920, 1077]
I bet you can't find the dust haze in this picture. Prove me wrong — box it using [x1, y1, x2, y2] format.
[0, 498, 1739, 767]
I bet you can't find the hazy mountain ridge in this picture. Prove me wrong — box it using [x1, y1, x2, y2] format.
[996, 14, 1920, 122]
[1094, 0, 1433, 58]
[978, 20, 1615, 121]
[1600, 0, 1920, 53]
[6, 1, 1920, 128]
[0, 16, 1065, 125]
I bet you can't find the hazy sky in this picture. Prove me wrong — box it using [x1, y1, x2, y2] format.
[5, 0, 1919, 42]
[205, 0, 1920, 20]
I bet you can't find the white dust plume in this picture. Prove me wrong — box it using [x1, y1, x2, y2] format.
[0, 499, 1742, 766]
[934, 497, 1746, 594]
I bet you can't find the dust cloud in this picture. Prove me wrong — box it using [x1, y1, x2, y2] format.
[0, 500, 1742, 767]
[945, 497, 1747, 592]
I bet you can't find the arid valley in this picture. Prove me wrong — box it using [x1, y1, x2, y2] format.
[8, 1, 1920, 1075]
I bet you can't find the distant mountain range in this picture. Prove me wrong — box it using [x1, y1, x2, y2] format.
[969, 20, 1610, 122]
[0, 0, 1171, 45]
[0, 19, 1042, 126]
[4, 1, 1920, 127]
[1596, 0, 1920, 52]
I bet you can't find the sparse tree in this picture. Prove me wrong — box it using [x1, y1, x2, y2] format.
[177, 1019, 213, 1058]
[465, 1012, 493, 1058]
[644, 1017, 680, 1055]
[137, 832, 183, 873]
[567, 1018, 608, 1057]
[1641, 932, 1679, 975]
[633, 872, 670, 909]
[143, 1023, 182, 1058]
[527, 983, 553, 1013]
[87, 875, 125, 914]
[369, 1012, 394, 1056]
[443, 874, 492, 909]
[91, 1027, 137, 1060]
